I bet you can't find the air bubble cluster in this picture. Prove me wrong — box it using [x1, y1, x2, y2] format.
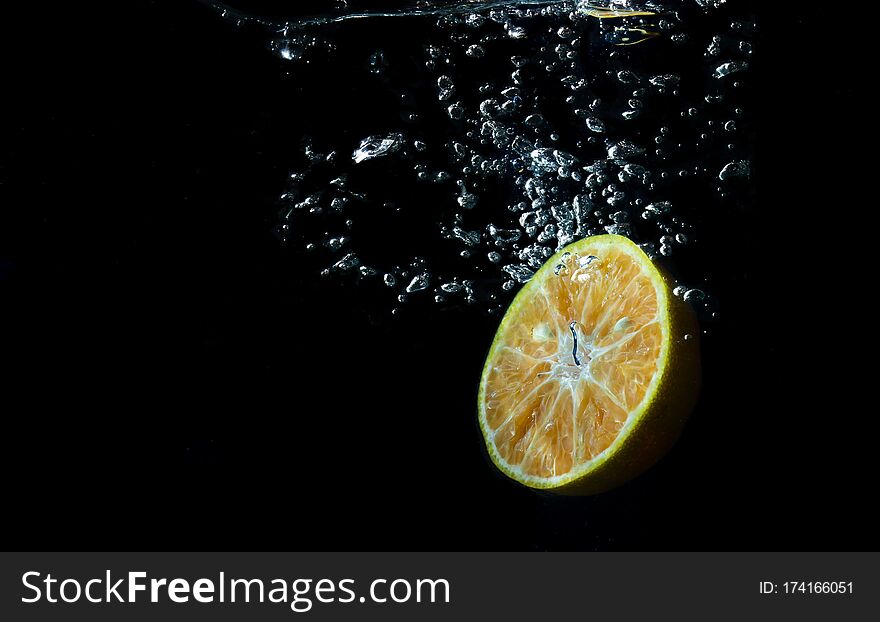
[211, 0, 753, 317]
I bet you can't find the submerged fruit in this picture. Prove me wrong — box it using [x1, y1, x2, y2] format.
[478, 234, 700, 494]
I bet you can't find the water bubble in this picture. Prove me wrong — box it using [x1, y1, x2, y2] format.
[616, 70, 639, 84]
[518, 211, 537, 228]
[502, 87, 520, 100]
[605, 223, 631, 236]
[457, 190, 479, 210]
[706, 34, 722, 57]
[606, 190, 626, 207]
[466, 44, 486, 58]
[406, 273, 431, 293]
[324, 236, 348, 251]
[451, 226, 481, 247]
[649, 74, 680, 88]
[437, 75, 455, 101]
[554, 150, 576, 167]
[537, 227, 556, 244]
[505, 23, 527, 39]
[488, 224, 522, 244]
[353, 133, 404, 163]
[719, 160, 750, 180]
[714, 61, 749, 79]
[332, 253, 360, 272]
[479, 99, 501, 118]
[502, 264, 535, 283]
[530, 148, 558, 172]
[447, 102, 465, 120]
[519, 243, 551, 268]
[607, 140, 645, 160]
[586, 117, 605, 133]
[683, 288, 706, 303]
[551, 202, 574, 225]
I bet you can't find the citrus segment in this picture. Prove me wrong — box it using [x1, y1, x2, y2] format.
[478, 234, 700, 494]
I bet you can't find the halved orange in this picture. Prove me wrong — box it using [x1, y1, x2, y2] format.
[478, 234, 700, 494]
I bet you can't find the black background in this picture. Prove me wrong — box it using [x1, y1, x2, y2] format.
[1, 1, 874, 550]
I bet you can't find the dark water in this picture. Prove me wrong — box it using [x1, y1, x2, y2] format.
[1, 1, 874, 550]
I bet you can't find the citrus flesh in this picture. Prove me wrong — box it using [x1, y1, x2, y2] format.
[478, 234, 699, 494]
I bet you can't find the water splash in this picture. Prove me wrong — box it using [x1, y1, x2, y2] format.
[199, 0, 570, 27]
[203, 0, 754, 319]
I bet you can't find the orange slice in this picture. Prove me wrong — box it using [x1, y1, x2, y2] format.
[478, 234, 700, 494]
